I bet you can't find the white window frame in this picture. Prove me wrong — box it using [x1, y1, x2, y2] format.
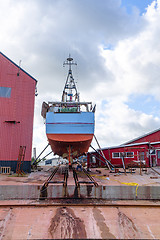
[125, 152, 134, 158]
[112, 152, 120, 158]
[112, 151, 134, 158]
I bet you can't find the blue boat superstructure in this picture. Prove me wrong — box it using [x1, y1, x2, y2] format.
[46, 111, 94, 135]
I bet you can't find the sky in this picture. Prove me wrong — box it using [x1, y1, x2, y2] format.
[0, 0, 160, 158]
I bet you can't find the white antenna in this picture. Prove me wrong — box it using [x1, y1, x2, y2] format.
[62, 55, 79, 102]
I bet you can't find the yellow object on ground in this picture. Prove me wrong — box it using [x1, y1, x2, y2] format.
[91, 174, 139, 196]
[117, 181, 139, 197]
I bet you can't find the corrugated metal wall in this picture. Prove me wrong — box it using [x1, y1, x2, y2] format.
[0, 52, 37, 171]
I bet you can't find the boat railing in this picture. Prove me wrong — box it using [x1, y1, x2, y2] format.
[41, 101, 95, 118]
[48, 101, 92, 113]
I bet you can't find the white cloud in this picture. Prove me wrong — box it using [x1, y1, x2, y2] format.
[95, 100, 160, 147]
[0, 0, 144, 93]
[100, 0, 160, 100]
[0, 0, 160, 154]
[94, 0, 160, 147]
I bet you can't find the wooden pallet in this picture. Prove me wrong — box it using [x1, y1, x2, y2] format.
[0, 167, 11, 174]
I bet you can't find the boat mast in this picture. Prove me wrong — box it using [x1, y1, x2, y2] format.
[62, 55, 79, 102]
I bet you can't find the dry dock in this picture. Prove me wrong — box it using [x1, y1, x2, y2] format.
[0, 166, 160, 239]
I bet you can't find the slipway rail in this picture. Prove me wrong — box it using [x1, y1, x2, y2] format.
[39, 165, 99, 200]
[0, 200, 160, 208]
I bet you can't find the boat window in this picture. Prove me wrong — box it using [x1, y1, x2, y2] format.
[60, 107, 78, 113]
[0, 87, 11, 98]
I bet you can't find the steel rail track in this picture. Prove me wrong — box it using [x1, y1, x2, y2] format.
[39, 165, 99, 200]
[0, 201, 160, 208]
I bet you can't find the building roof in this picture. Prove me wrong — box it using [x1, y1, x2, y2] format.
[0, 52, 37, 82]
[122, 128, 160, 145]
[89, 140, 160, 154]
[89, 128, 160, 154]
[106, 141, 160, 150]
[96, 142, 149, 152]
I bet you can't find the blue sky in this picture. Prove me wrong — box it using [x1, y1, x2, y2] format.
[121, 0, 154, 14]
[0, 0, 160, 156]
[128, 94, 160, 117]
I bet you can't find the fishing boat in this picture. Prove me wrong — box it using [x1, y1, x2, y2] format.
[41, 56, 95, 163]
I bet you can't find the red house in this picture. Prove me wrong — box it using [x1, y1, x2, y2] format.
[87, 128, 160, 168]
[0, 52, 37, 172]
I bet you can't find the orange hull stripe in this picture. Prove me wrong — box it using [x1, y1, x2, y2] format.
[47, 133, 93, 142]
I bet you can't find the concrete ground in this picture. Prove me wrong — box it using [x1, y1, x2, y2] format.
[80, 166, 160, 186]
[0, 166, 160, 239]
[0, 201, 160, 239]
[0, 166, 160, 186]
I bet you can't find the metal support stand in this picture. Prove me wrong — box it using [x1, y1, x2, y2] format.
[94, 135, 111, 170]
[90, 144, 115, 170]
[36, 151, 53, 166]
[32, 144, 50, 167]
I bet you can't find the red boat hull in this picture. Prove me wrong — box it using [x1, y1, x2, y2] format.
[47, 133, 93, 159]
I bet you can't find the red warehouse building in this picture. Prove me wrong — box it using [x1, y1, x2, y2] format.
[0, 52, 37, 172]
[88, 128, 160, 168]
